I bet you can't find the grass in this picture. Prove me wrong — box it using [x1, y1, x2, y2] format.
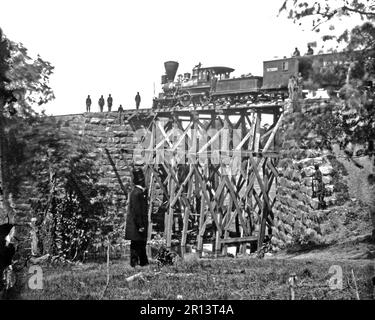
[19, 256, 374, 300]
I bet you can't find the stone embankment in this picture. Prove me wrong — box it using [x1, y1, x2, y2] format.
[272, 100, 354, 251]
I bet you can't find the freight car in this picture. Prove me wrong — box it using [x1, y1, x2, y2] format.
[153, 51, 373, 108]
[262, 51, 351, 92]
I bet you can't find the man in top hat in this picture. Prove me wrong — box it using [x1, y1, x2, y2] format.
[125, 167, 149, 267]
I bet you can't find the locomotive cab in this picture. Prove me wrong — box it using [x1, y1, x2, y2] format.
[181, 66, 235, 91]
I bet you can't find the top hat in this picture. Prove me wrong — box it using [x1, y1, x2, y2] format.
[133, 167, 145, 185]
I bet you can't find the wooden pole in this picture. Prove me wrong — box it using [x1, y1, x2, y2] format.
[215, 212, 221, 257]
[146, 119, 156, 257]
[181, 164, 193, 250]
[104, 148, 128, 199]
[288, 273, 297, 300]
[197, 193, 205, 255]
[221, 198, 233, 256]
[253, 112, 261, 152]
[100, 237, 111, 300]
[258, 160, 268, 249]
[146, 171, 154, 257]
[165, 168, 175, 249]
[351, 269, 360, 300]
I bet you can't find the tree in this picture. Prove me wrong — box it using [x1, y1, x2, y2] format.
[0, 27, 57, 298]
[279, 0, 375, 32]
[0, 28, 122, 264]
[279, 0, 375, 241]
[0, 28, 55, 224]
[22, 119, 111, 260]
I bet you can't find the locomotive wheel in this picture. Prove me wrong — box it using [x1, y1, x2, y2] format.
[199, 92, 211, 106]
[179, 91, 191, 107]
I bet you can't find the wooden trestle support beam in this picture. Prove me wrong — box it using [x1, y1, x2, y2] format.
[139, 104, 283, 256]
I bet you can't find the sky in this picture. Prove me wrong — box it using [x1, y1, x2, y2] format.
[0, 0, 362, 115]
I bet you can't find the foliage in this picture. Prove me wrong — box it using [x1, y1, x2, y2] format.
[20, 117, 117, 261]
[279, 1, 375, 155]
[279, 0, 375, 32]
[279, 2, 375, 241]
[2, 114, 124, 262]
[1, 28, 56, 226]
[1, 28, 124, 261]
[4, 39, 55, 117]
[0, 29, 10, 92]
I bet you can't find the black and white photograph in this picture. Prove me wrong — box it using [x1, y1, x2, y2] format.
[0, 0, 374, 308]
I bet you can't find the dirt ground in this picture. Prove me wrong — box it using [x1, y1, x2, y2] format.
[273, 233, 375, 261]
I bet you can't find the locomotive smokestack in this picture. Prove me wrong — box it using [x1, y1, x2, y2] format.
[164, 61, 179, 82]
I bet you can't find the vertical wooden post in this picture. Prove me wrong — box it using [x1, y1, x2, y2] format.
[179, 114, 190, 252]
[181, 199, 190, 248]
[213, 114, 223, 255]
[288, 273, 297, 300]
[181, 165, 193, 250]
[244, 112, 256, 237]
[146, 171, 154, 257]
[258, 160, 269, 250]
[197, 192, 205, 255]
[221, 198, 233, 256]
[254, 112, 261, 153]
[165, 119, 178, 250]
[191, 113, 202, 253]
[215, 212, 221, 257]
[166, 175, 175, 249]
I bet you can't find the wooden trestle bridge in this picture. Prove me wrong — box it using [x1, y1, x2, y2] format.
[133, 103, 284, 255]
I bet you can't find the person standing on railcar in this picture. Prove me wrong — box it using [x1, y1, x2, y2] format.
[306, 44, 314, 55]
[292, 47, 300, 57]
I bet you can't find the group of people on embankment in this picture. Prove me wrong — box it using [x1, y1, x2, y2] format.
[85, 92, 141, 112]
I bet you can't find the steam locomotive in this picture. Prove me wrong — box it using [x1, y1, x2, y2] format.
[153, 51, 374, 108]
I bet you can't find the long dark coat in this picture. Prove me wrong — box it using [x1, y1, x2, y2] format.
[125, 186, 148, 241]
[0, 224, 15, 273]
